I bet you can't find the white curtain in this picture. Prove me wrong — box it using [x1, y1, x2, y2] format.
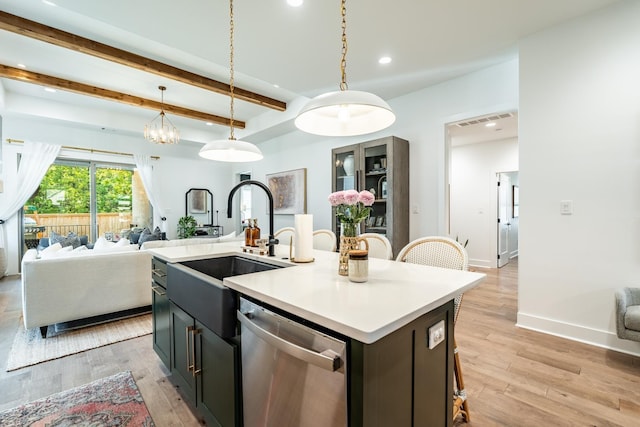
[0, 141, 61, 276]
[133, 154, 167, 232]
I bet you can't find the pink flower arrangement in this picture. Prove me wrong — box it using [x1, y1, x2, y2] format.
[328, 190, 374, 236]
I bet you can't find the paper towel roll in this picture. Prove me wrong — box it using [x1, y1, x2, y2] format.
[294, 214, 314, 262]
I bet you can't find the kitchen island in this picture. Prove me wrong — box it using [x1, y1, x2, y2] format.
[149, 242, 485, 427]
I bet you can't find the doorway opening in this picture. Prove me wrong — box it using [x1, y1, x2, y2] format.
[446, 111, 519, 269]
[236, 172, 252, 233]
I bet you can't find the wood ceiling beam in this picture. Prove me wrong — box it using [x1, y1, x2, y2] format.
[0, 11, 286, 112]
[0, 64, 244, 128]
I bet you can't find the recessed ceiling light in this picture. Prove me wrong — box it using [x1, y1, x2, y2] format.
[485, 122, 496, 127]
[44, 87, 57, 93]
[42, 0, 57, 6]
[205, 122, 214, 126]
[378, 56, 392, 65]
[17, 63, 27, 69]
[273, 83, 280, 88]
[287, 0, 303, 6]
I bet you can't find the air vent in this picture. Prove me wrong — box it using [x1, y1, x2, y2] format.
[454, 112, 513, 128]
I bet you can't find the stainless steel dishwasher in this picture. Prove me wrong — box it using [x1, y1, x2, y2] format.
[238, 297, 347, 427]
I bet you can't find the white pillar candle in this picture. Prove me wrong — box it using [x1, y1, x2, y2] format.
[294, 214, 313, 262]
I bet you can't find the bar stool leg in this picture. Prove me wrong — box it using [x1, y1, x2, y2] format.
[452, 338, 470, 422]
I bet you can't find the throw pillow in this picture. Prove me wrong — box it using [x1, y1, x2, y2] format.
[115, 238, 131, 246]
[49, 231, 82, 249]
[72, 245, 89, 254]
[54, 246, 75, 257]
[110, 244, 140, 253]
[39, 243, 63, 259]
[138, 227, 163, 247]
[94, 236, 116, 251]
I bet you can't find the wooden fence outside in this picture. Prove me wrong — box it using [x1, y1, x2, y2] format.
[25, 213, 133, 241]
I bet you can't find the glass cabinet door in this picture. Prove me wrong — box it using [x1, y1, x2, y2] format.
[362, 143, 388, 236]
[331, 136, 409, 257]
[332, 145, 360, 192]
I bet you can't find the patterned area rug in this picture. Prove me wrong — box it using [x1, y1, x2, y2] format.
[6, 314, 152, 371]
[0, 371, 155, 426]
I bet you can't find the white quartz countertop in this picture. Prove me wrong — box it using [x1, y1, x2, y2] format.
[148, 242, 486, 344]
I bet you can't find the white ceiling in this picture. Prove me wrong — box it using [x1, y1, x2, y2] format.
[0, 0, 620, 146]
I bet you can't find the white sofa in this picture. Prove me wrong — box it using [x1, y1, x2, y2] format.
[140, 236, 222, 250]
[20, 233, 240, 337]
[21, 247, 152, 337]
[139, 232, 239, 250]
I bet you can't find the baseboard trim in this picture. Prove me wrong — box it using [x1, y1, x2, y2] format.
[469, 258, 493, 268]
[517, 312, 640, 357]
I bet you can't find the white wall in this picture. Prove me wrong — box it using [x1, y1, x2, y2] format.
[519, 0, 640, 356]
[450, 138, 519, 267]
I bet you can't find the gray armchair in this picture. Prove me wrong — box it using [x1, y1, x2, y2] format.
[615, 287, 640, 342]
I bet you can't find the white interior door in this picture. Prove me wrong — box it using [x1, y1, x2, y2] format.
[497, 173, 512, 267]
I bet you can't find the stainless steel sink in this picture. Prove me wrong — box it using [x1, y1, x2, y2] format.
[166, 256, 287, 338]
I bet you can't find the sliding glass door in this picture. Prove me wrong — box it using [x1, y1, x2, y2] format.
[22, 159, 150, 253]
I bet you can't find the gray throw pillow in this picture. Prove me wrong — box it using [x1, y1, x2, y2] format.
[138, 227, 162, 247]
[129, 232, 141, 244]
[50, 231, 82, 249]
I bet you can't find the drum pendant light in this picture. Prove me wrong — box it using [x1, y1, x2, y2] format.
[199, 0, 263, 162]
[295, 0, 395, 137]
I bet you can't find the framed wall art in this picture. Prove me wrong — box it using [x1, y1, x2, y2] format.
[266, 168, 307, 215]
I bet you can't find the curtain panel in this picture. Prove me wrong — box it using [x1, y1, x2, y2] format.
[133, 154, 167, 232]
[0, 141, 61, 276]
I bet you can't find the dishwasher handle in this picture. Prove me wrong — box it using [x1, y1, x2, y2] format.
[238, 310, 342, 372]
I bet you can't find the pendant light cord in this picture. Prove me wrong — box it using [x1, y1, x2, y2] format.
[159, 86, 166, 127]
[229, 0, 236, 140]
[340, 0, 348, 91]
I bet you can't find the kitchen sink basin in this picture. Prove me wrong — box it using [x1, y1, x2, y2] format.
[179, 255, 284, 280]
[166, 256, 287, 338]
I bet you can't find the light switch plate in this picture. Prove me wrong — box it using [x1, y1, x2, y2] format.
[428, 320, 445, 349]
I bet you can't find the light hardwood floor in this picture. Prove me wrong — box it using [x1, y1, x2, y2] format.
[0, 274, 204, 426]
[454, 259, 640, 426]
[1, 259, 639, 426]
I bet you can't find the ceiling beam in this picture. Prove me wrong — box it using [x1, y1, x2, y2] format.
[0, 64, 245, 128]
[0, 11, 286, 112]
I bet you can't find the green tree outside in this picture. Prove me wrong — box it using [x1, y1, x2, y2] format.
[27, 165, 133, 214]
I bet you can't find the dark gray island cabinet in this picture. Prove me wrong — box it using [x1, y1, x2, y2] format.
[348, 300, 454, 427]
[148, 247, 484, 427]
[169, 302, 240, 427]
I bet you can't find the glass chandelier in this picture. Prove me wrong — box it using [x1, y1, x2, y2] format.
[144, 85, 180, 145]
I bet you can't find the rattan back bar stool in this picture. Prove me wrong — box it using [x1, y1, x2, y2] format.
[395, 236, 470, 423]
